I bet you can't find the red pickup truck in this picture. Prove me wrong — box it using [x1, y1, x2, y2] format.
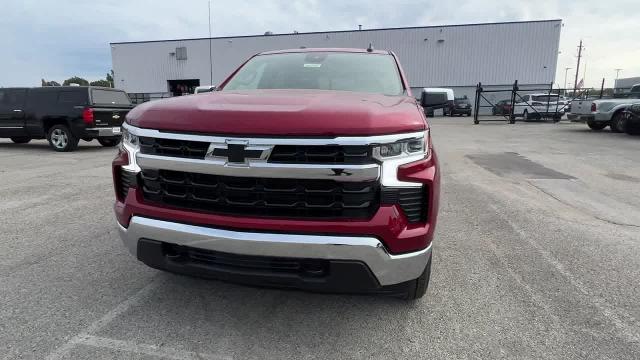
[113, 48, 441, 299]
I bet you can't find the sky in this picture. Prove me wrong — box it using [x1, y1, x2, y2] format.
[1, 0, 639, 89]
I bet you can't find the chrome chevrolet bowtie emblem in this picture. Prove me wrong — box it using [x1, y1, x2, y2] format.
[112, 114, 121, 120]
[205, 140, 272, 166]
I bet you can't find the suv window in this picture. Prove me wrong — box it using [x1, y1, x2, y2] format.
[58, 91, 87, 104]
[91, 89, 131, 105]
[29, 91, 57, 107]
[532, 95, 559, 102]
[223, 52, 404, 96]
[0, 89, 26, 110]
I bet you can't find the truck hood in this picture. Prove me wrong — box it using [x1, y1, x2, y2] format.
[126, 90, 426, 136]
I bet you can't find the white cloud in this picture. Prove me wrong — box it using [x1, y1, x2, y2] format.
[1, 0, 638, 88]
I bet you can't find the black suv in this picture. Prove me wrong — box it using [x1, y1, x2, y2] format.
[443, 97, 472, 117]
[0, 86, 133, 151]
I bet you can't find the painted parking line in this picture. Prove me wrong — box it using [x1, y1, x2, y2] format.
[73, 335, 232, 360]
[45, 277, 162, 360]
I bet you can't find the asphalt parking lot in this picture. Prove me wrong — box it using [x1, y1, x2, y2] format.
[1, 118, 639, 359]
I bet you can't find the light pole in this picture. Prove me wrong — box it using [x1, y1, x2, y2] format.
[564, 67, 572, 96]
[614, 68, 623, 90]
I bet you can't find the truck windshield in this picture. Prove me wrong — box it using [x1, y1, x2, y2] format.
[91, 89, 131, 105]
[222, 52, 404, 96]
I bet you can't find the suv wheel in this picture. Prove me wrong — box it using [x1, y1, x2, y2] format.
[610, 112, 626, 133]
[98, 138, 119, 147]
[10, 137, 31, 144]
[523, 109, 530, 121]
[402, 256, 432, 300]
[587, 120, 607, 131]
[47, 124, 79, 152]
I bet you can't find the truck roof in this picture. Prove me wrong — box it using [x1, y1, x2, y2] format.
[258, 48, 390, 55]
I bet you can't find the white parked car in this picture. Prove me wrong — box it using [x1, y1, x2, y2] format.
[515, 93, 564, 121]
[194, 85, 216, 94]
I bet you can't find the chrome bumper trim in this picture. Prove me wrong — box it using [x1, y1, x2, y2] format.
[123, 122, 425, 147]
[136, 153, 380, 182]
[86, 127, 121, 137]
[118, 216, 431, 286]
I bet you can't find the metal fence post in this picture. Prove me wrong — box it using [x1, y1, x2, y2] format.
[546, 82, 552, 121]
[509, 80, 518, 124]
[473, 82, 481, 124]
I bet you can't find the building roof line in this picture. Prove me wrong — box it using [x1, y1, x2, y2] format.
[110, 19, 562, 45]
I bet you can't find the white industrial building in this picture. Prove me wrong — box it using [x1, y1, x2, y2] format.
[614, 76, 640, 90]
[110, 19, 562, 102]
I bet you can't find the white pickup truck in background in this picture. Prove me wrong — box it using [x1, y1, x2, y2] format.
[569, 84, 640, 132]
[514, 93, 567, 121]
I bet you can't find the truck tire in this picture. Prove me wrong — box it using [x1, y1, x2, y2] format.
[402, 256, 432, 300]
[10, 137, 31, 144]
[610, 112, 625, 133]
[47, 124, 79, 152]
[587, 120, 607, 131]
[98, 138, 119, 147]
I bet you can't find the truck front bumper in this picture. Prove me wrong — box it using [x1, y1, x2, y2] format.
[118, 216, 431, 290]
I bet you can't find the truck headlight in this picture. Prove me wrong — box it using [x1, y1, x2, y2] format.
[121, 127, 139, 149]
[372, 131, 428, 160]
[120, 125, 141, 173]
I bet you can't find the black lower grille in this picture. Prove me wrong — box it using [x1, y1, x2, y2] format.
[381, 186, 428, 223]
[118, 169, 137, 200]
[162, 243, 328, 277]
[139, 137, 209, 159]
[140, 169, 379, 219]
[268, 145, 372, 164]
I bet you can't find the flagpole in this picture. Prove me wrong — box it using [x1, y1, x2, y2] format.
[208, 0, 213, 85]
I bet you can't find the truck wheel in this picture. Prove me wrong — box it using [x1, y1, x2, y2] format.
[610, 112, 625, 133]
[587, 121, 607, 131]
[47, 124, 79, 152]
[402, 256, 432, 300]
[98, 138, 119, 147]
[10, 137, 31, 144]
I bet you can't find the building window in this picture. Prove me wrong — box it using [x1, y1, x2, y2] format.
[176, 47, 187, 60]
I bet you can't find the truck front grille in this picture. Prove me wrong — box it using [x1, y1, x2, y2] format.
[139, 169, 379, 219]
[140, 137, 209, 159]
[268, 145, 372, 164]
[139, 137, 373, 165]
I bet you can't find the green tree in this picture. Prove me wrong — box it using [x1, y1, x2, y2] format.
[90, 79, 112, 87]
[106, 70, 114, 87]
[62, 76, 89, 86]
[41, 78, 61, 86]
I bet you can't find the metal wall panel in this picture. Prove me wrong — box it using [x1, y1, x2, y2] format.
[111, 20, 562, 93]
[614, 77, 640, 90]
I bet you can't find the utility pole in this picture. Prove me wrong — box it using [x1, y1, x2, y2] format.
[573, 39, 583, 92]
[208, 0, 213, 85]
[564, 67, 572, 95]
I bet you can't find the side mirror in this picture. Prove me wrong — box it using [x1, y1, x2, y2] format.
[421, 91, 450, 109]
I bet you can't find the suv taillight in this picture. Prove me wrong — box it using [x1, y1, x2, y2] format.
[82, 107, 94, 125]
[591, 103, 597, 112]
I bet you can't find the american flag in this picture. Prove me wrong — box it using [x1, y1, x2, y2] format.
[577, 78, 584, 89]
